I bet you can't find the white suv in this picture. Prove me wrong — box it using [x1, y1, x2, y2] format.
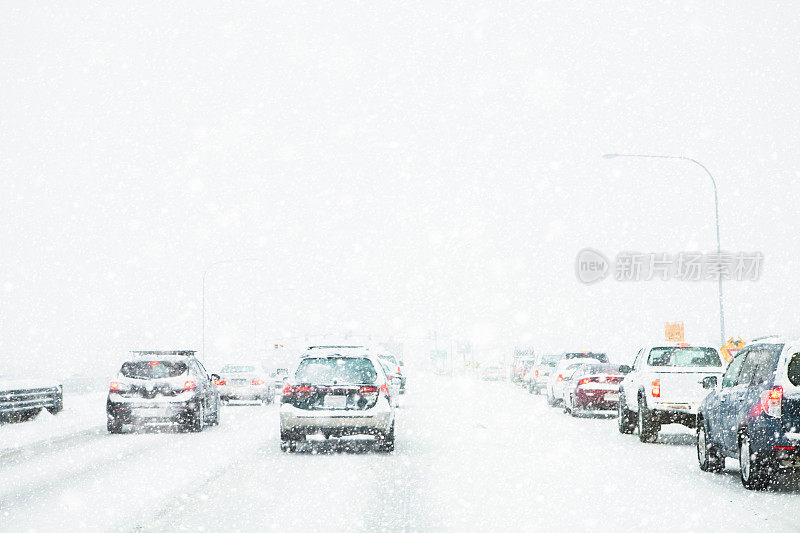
[279, 348, 395, 452]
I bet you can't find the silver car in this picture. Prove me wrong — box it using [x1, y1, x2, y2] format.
[279, 349, 395, 452]
[216, 363, 275, 404]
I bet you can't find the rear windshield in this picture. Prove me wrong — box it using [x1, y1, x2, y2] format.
[295, 357, 377, 384]
[648, 347, 721, 367]
[221, 365, 256, 373]
[121, 361, 187, 379]
[540, 355, 561, 366]
[577, 364, 620, 376]
[788, 354, 800, 386]
[565, 352, 608, 363]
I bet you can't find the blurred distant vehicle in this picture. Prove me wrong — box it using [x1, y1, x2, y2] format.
[273, 367, 289, 388]
[0, 374, 63, 423]
[563, 351, 609, 363]
[561, 363, 626, 416]
[279, 347, 395, 452]
[526, 353, 563, 394]
[378, 354, 406, 394]
[216, 363, 274, 404]
[546, 358, 602, 406]
[697, 338, 800, 490]
[106, 350, 220, 433]
[512, 355, 535, 384]
[376, 357, 401, 404]
[618, 343, 724, 442]
[481, 365, 505, 381]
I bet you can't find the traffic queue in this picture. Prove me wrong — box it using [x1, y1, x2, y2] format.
[511, 339, 800, 491]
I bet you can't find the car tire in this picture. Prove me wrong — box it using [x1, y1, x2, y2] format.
[697, 417, 723, 473]
[188, 403, 204, 433]
[107, 415, 123, 434]
[739, 433, 770, 490]
[637, 396, 659, 443]
[568, 396, 579, 417]
[546, 389, 557, 407]
[617, 393, 636, 434]
[280, 431, 297, 453]
[209, 402, 220, 426]
[378, 422, 395, 453]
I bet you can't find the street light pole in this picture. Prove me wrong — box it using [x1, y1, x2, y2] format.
[201, 258, 261, 362]
[602, 153, 725, 346]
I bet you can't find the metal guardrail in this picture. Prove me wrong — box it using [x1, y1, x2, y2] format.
[0, 385, 63, 418]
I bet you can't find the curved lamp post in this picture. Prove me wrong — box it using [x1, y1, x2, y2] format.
[603, 153, 725, 345]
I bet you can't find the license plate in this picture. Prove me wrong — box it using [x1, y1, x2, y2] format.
[232, 379, 247, 386]
[324, 395, 347, 409]
[605, 392, 619, 401]
[138, 406, 171, 417]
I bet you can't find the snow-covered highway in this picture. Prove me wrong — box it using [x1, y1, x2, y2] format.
[1, 374, 797, 532]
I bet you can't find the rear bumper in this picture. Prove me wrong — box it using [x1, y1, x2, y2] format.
[219, 385, 271, 400]
[107, 398, 197, 424]
[280, 402, 393, 435]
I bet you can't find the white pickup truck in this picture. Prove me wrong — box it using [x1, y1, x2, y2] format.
[617, 344, 725, 442]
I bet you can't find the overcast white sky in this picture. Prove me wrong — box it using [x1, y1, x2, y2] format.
[2, 2, 799, 375]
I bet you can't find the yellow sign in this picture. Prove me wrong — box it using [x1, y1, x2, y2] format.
[665, 322, 685, 343]
[720, 337, 746, 363]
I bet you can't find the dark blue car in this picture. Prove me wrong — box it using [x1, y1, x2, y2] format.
[696, 338, 800, 489]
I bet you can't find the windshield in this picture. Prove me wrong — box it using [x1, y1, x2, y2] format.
[294, 357, 377, 384]
[540, 355, 561, 366]
[120, 361, 187, 379]
[577, 364, 620, 376]
[648, 347, 721, 367]
[564, 352, 608, 363]
[221, 365, 257, 373]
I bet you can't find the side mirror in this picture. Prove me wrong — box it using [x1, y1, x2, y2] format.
[618, 365, 632, 374]
[701, 376, 718, 389]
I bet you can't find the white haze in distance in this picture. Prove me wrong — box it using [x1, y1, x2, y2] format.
[1, 2, 799, 377]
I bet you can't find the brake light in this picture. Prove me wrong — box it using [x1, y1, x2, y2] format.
[773, 446, 796, 450]
[578, 378, 590, 385]
[148, 361, 160, 366]
[359, 385, 378, 394]
[183, 380, 197, 391]
[380, 382, 390, 398]
[214, 379, 226, 386]
[557, 374, 563, 382]
[282, 384, 311, 397]
[752, 386, 783, 418]
[535, 370, 539, 377]
[397, 366, 402, 375]
[109, 381, 120, 392]
[251, 378, 265, 386]
[651, 379, 660, 398]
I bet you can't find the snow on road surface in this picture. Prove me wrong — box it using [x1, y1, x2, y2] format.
[1, 374, 797, 532]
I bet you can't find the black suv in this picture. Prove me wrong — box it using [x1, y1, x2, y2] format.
[106, 350, 221, 433]
[697, 338, 800, 489]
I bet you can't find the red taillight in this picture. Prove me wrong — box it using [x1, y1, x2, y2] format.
[578, 378, 590, 385]
[535, 369, 539, 377]
[752, 386, 783, 418]
[397, 366, 402, 375]
[282, 384, 311, 397]
[109, 381, 120, 392]
[557, 374, 563, 382]
[651, 379, 660, 398]
[773, 446, 796, 450]
[251, 378, 265, 386]
[359, 385, 378, 394]
[148, 361, 160, 366]
[183, 380, 197, 391]
[214, 379, 226, 386]
[380, 382, 390, 398]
